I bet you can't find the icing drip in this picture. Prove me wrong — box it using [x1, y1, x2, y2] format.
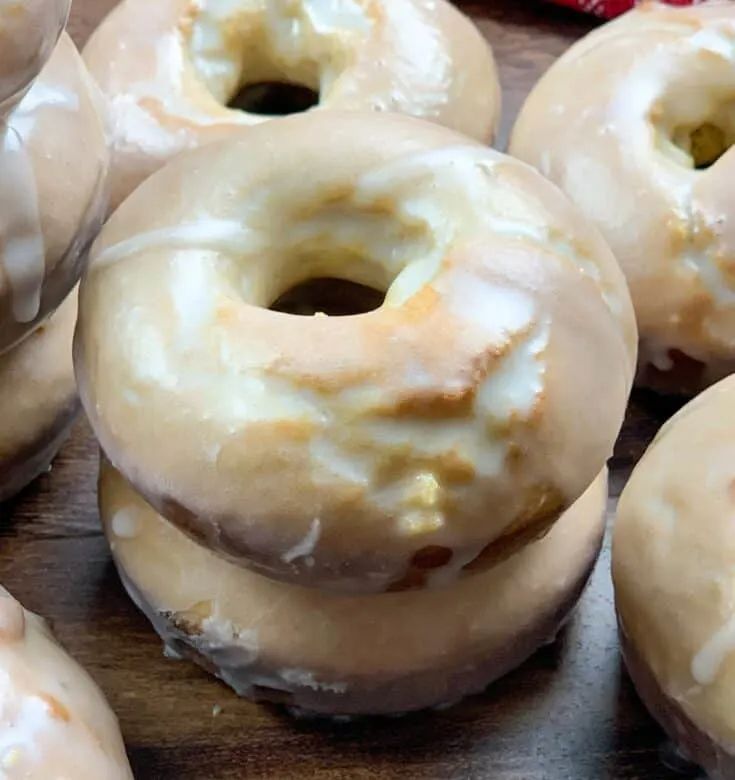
[0, 124, 44, 322]
[281, 518, 321, 563]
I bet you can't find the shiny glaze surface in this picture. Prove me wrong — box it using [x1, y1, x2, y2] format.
[2, 2, 700, 778]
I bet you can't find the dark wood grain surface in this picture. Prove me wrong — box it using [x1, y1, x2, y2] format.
[1, 2, 699, 778]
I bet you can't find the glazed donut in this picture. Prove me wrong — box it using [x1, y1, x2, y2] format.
[0, 32, 107, 355]
[76, 112, 635, 593]
[0, 292, 77, 503]
[0, 587, 132, 778]
[83, 0, 501, 210]
[0, 0, 69, 111]
[102, 462, 606, 716]
[613, 375, 735, 779]
[510, 1, 735, 393]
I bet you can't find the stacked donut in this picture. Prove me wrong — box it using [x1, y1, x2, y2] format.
[0, 4, 130, 775]
[75, 96, 636, 712]
[0, 0, 107, 501]
[76, 0, 636, 718]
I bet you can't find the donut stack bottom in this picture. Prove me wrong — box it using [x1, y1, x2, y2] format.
[102, 463, 607, 716]
[0, 588, 132, 778]
[0, 293, 78, 504]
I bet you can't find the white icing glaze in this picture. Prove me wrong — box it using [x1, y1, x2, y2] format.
[358, 145, 623, 322]
[423, 539, 486, 590]
[94, 219, 258, 269]
[111, 508, 142, 540]
[303, 0, 371, 35]
[0, 63, 92, 328]
[475, 321, 548, 422]
[688, 24, 735, 61]
[692, 614, 735, 686]
[639, 338, 675, 373]
[280, 668, 348, 694]
[682, 240, 735, 308]
[282, 518, 322, 563]
[0, 126, 44, 322]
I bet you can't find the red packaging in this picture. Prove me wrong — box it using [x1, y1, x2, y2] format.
[549, 0, 695, 18]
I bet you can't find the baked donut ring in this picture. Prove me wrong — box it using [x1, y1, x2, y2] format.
[0, 0, 69, 111]
[0, 587, 132, 778]
[76, 112, 635, 593]
[0, 292, 77, 503]
[102, 462, 606, 716]
[0, 32, 108, 354]
[614, 376, 735, 779]
[510, 1, 735, 393]
[83, 0, 500, 210]
[76, 112, 636, 592]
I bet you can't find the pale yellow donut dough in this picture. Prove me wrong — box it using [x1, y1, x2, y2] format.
[83, 0, 501, 209]
[614, 375, 735, 778]
[510, 2, 735, 392]
[0, 33, 108, 354]
[102, 463, 607, 716]
[0, 293, 77, 503]
[0, 0, 69, 110]
[76, 112, 635, 593]
[0, 588, 132, 778]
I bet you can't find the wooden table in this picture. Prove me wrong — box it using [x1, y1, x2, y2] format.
[2, 2, 699, 778]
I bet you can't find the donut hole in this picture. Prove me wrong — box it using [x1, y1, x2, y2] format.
[186, 3, 371, 118]
[655, 77, 735, 170]
[228, 82, 319, 116]
[672, 122, 733, 170]
[270, 277, 385, 317]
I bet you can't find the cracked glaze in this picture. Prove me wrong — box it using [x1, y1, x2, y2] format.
[0, 587, 131, 779]
[102, 462, 607, 716]
[614, 374, 735, 767]
[511, 1, 735, 390]
[83, 0, 500, 209]
[77, 112, 635, 593]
